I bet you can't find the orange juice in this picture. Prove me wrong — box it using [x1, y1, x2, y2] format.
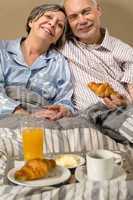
[22, 127, 44, 160]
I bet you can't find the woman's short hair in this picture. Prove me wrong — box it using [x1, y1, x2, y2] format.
[26, 4, 67, 49]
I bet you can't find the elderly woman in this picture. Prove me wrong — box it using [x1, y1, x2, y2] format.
[0, 4, 75, 120]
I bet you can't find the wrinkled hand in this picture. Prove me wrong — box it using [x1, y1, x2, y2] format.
[127, 83, 133, 102]
[32, 105, 72, 121]
[103, 94, 127, 110]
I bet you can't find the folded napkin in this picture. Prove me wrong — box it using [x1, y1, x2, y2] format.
[82, 103, 133, 144]
[5, 85, 49, 112]
[119, 114, 133, 143]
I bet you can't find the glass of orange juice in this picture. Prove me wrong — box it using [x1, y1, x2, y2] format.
[21, 118, 44, 161]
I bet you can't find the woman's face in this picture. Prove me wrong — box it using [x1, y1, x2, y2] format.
[29, 10, 65, 45]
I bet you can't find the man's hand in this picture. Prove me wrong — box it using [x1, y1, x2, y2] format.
[32, 105, 72, 121]
[127, 83, 133, 101]
[103, 94, 127, 110]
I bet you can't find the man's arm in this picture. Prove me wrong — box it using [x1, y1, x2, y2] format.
[117, 41, 133, 83]
[127, 83, 133, 102]
[104, 42, 133, 109]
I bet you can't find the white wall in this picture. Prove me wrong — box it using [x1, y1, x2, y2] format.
[0, 0, 132, 45]
[100, 0, 133, 45]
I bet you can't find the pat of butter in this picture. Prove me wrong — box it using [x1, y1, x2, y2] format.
[55, 155, 79, 167]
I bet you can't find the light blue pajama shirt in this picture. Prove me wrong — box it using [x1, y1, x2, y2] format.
[0, 38, 75, 115]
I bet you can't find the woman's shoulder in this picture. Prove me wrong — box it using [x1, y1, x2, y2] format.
[47, 48, 67, 61]
[0, 40, 9, 58]
[0, 38, 22, 53]
[46, 49, 69, 70]
[0, 40, 9, 50]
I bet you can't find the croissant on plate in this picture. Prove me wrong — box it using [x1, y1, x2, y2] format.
[15, 158, 56, 181]
[87, 82, 118, 98]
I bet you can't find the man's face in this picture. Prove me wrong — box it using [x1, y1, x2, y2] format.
[65, 0, 102, 44]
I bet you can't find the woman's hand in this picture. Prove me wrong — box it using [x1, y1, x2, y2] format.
[13, 106, 29, 115]
[32, 105, 72, 120]
[103, 94, 127, 110]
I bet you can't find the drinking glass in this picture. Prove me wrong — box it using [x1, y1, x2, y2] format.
[21, 117, 44, 161]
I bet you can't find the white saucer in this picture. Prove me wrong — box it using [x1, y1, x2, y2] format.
[75, 165, 126, 182]
[7, 165, 71, 187]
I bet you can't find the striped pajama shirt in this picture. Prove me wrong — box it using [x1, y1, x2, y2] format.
[61, 29, 133, 110]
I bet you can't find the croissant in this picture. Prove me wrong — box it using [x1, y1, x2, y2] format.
[15, 158, 56, 181]
[87, 82, 118, 98]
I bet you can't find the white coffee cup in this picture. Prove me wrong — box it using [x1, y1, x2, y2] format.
[86, 149, 123, 181]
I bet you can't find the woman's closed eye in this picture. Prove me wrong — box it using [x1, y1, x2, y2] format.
[57, 22, 64, 29]
[44, 14, 53, 20]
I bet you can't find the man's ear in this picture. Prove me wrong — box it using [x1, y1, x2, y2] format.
[97, 4, 102, 17]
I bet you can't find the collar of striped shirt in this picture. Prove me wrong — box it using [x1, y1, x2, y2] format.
[73, 28, 113, 51]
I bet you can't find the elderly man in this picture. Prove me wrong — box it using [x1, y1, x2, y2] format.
[62, 0, 133, 111]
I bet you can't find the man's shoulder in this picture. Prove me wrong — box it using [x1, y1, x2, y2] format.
[64, 38, 76, 48]
[60, 38, 80, 57]
[107, 35, 133, 60]
[109, 35, 132, 50]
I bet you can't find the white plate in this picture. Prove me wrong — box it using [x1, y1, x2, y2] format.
[7, 165, 71, 187]
[54, 154, 85, 169]
[75, 165, 126, 182]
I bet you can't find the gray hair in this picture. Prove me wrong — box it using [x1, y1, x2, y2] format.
[64, 0, 98, 6]
[26, 4, 67, 49]
[92, 0, 97, 3]
[91, 0, 98, 6]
